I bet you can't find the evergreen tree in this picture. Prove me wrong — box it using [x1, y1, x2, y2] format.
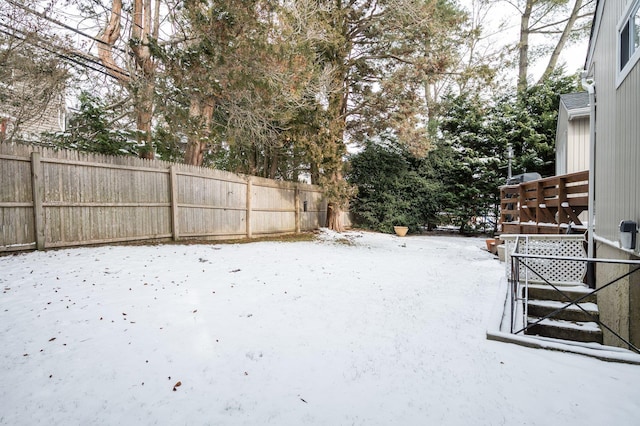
[348, 137, 441, 234]
[436, 93, 504, 234]
[43, 92, 136, 156]
[492, 70, 580, 177]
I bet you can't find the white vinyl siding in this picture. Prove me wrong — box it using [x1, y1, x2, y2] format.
[566, 117, 590, 174]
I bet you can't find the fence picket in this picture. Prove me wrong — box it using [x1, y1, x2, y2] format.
[0, 143, 328, 251]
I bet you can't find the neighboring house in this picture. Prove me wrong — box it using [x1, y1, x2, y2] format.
[0, 82, 66, 143]
[555, 92, 590, 176]
[584, 0, 640, 347]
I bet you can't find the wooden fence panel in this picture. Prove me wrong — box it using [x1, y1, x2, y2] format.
[175, 171, 248, 238]
[299, 188, 327, 230]
[40, 159, 172, 247]
[251, 181, 297, 235]
[0, 142, 328, 251]
[0, 152, 35, 251]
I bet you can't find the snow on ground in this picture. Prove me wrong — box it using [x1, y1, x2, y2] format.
[1, 230, 639, 425]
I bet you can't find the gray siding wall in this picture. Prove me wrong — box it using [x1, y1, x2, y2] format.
[589, 0, 640, 244]
[567, 117, 590, 174]
[556, 108, 589, 176]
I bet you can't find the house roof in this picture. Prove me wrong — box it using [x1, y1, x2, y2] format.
[560, 92, 590, 110]
[560, 92, 590, 120]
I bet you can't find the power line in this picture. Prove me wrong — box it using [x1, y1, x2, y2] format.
[0, 24, 130, 81]
[5, 0, 129, 55]
[0, 28, 112, 80]
[0, 21, 130, 78]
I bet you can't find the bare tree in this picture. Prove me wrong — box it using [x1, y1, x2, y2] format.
[506, 0, 595, 91]
[97, 0, 161, 158]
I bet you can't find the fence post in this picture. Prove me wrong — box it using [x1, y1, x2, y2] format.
[30, 152, 45, 250]
[246, 178, 252, 239]
[295, 185, 300, 233]
[170, 166, 179, 241]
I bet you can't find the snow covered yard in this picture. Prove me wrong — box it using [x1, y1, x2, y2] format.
[1, 230, 639, 425]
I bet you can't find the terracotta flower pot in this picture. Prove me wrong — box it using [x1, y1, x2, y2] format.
[394, 226, 409, 237]
[485, 238, 496, 253]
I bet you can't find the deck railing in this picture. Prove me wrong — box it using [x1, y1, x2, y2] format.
[500, 170, 588, 234]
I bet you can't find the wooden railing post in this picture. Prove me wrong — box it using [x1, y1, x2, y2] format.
[30, 152, 45, 250]
[535, 181, 543, 226]
[558, 176, 568, 225]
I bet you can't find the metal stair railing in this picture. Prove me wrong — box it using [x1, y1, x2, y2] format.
[509, 247, 640, 354]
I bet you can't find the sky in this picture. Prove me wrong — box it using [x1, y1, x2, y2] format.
[1, 229, 639, 425]
[463, 0, 591, 84]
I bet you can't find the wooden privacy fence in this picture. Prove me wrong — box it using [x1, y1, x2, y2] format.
[499, 170, 589, 234]
[0, 143, 328, 252]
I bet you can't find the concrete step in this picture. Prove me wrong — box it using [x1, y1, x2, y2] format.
[525, 283, 597, 304]
[526, 317, 603, 344]
[527, 300, 599, 323]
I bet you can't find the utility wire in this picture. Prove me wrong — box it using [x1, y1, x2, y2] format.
[0, 21, 130, 79]
[5, 0, 129, 55]
[0, 28, 114, 80]
[0, 24, 130, 81]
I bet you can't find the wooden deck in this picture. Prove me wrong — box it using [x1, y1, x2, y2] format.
[500, 170, 588, 234]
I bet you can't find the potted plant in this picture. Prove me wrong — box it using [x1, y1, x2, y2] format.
[392, 215, 409, 237]
[394, 225, 409, 237]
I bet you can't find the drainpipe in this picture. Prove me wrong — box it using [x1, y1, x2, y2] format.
[581, 71, 596, 288]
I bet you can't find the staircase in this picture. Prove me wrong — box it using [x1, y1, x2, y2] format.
[524, 283, 603, 344]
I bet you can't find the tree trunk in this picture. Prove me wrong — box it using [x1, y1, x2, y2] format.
[137, 81, 154, 159]
[99, 0, 158, 158]
[325, 167, 346, 232]
[184, 96, 214, 166]
[98, 0, 127, 84]
[326, 202, 345, 232]
[310, 161, 320, 185]
[537, 0, 584, 84]
[517, 0, 534, 92]
[248, 144, 258, 176]
[268, 147, 279, 179]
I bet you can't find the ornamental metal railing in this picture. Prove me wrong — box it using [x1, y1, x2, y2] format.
[508, 235, 640, 354]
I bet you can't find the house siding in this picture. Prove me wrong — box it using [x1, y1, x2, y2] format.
[587, 0, 640, 348]
[556, 93, 590, 177]
[589, 0, 640, 244]
[18, 95, 66, 140]
[0, 83, 66, 142]
[566, 117, 590, 173]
